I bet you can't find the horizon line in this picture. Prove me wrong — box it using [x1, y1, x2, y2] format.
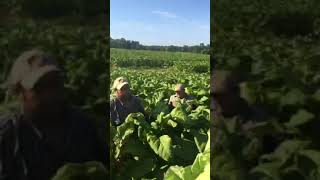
[111, 37, 209, 47]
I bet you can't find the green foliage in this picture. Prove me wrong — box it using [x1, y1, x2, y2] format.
[111, 48, 209, 71]
[214, 0, 320, 36]
[110, 38, 210, 54]
[51, 162, 108, 180]
[110, 65, 210, 179]
[164, 131, 210, 180]
[213, 0, 320, 179]
[0, 21, 108, 120]
[0, 20, 109, 178]
[21, 0, 106, 17]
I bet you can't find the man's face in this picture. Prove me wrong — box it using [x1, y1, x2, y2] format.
[176, 89, 186, 98]
[22, 71, 65, 119]
[117, 84, 130, 98]
[211, 89, 239, 117]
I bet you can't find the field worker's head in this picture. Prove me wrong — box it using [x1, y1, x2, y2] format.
[175, 84, 186, 98]
[211, 70, 241, 117]
[113, 77, 130, 99]
[3, 49, 65, 119]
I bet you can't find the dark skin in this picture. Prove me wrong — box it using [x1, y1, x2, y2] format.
[211, 82, 279, 155]
[211, 88, 246, 118]
[176, 89, 187, 99]
[19, 71, 67, 149]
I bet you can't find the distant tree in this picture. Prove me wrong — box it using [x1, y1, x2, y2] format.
[110, 37, 210, 54]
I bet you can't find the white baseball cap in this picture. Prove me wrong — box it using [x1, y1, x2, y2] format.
[112, 77, 129, 90]
[3, 49, 62, 95]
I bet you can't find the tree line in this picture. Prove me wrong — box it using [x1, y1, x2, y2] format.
[111, 38, 210, 54]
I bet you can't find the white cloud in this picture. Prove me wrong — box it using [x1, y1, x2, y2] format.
[152, 10, 178, 19]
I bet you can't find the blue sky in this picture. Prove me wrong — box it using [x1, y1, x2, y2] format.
[111, 0, 210, 46]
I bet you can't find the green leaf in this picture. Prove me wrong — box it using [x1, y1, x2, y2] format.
[261, 140, 310, 166]
[171, 106, 189, 122]
[280, 88, 305, 107]
[299, 150, 320, 167]
[195, 163, 210, 180]
[190, 151, 210, 177]
[312, 89, 320, 102]
[224, 117, 238, 134]
[119, 158, 155, 179]
[250, 162, 282, 180]
[199, 96, 208, 103]
[167, 120, 178, 128]
[51, 161, 107, 180]
[164, 151, 210, 180]
[164, 166, 186, 180]
[173, 138, 199, 164]
[212, 153, 246, 180]
[147, 134, 173, 161]
[123, 137, 152, 157]
[239, 81, 258, 105]
[285, 109, 315, 128]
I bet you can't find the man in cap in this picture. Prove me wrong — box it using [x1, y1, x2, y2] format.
[211, 70, 277, 179]
[110, 77, 146, 126]
[168, 84, 195, 111]
[211, 70, 267, 123]
[0, 49, 108, 180]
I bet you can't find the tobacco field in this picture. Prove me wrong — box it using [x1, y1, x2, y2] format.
[110, 49, 211, 179]
[212, 0, 320, 179]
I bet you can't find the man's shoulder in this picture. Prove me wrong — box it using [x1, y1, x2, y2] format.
[131, 95, 144, 104]
[110, 95, 117, 103]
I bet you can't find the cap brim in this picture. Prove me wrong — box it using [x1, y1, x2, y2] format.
[175, 88, 185, 91]
[21, 65, 61, 90]
[116, 82, 129, 90]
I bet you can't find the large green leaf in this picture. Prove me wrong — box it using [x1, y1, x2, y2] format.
[212, 153, 246, 180]
[285, 109, 315, 128]
[261, 140, 310, 166]
[280, 88, 305, 107]
[164, 150, 210, 180]
[299, 150, 320, 167]
[146, 134, 173, 162]
[312, 89, 320, 102]
[171, 106, 189, 122]
[51, 162, 107, 180]
[116, 158, 155, 180]
[250, 162, 282, 180]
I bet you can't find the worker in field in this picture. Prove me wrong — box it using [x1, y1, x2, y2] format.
[211, 70, 279, 180]
[0, 49, 108, 180]
[211, 70, 268, 124]
[110, 77, 147, 126]
[168, 84, 195, 111]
